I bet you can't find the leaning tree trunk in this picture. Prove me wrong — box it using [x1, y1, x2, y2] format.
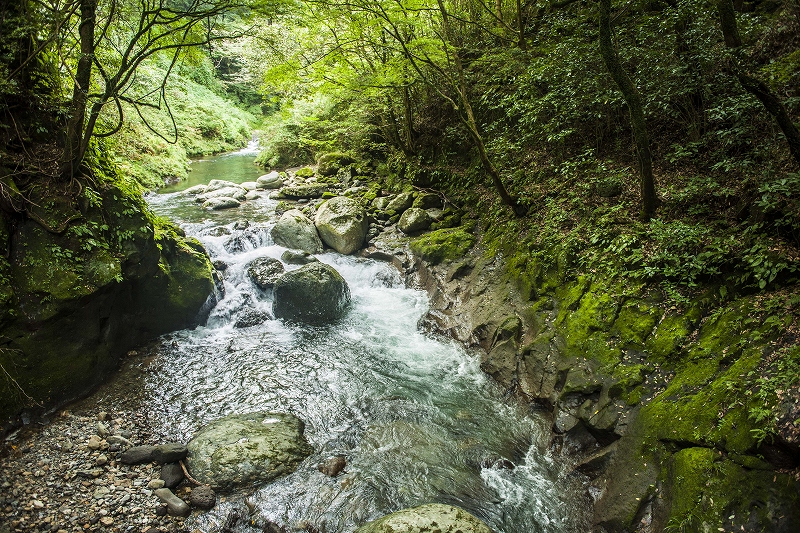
[598, 0, 658, 221]
[62, 0, 96, 179]
[717, 0, 800, 168]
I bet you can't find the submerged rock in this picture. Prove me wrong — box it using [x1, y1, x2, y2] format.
[273, 262, 350, 324]
[354, 504, 493, 533]
[281, 250, 318, 265]
[314, 196, 369, 255]
[185, 412, 313, 491]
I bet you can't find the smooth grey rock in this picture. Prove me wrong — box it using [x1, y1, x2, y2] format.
[182, 184, 208, 195]
[197, 186, 247, 203]
[245, 190, 260, 201]
[154, 488, 191, 517]
[203, 197, 241, 210]
[257, 171, 283, 189]
[281, 250, 318, 265]
[314, 196, 369, 255]
[119, 445, 158, 465]
[247, 257, 285, 290]
[160, 463, 184, 489]
[354, 504, 493, 533]
[273, 262, 351, 324]
[206, 179, 240, 192]
[185, 412, 313, 491]
[398, 207, 433, 234]
[189, 485, 216, 510]
[270, 209, 323, 254]
[154, 443, 188, 464]
[241, 181, 259, 191]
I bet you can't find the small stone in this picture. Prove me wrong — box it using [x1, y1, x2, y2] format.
[119, 445, 157, 465]
[87, 436, 102, 451]
[154, 488, 190, 517]
[95, 455, 108, 467]
[32, 500, 44, 509]
[99, 517, 113, 526]
[154, 443, 188, 464]
[96, 422, 110, 437]
[317, 456, 347, 477]
[160, 463, 184, 489]
[155, 505, 168, 517]
[106, 435, 133, 448]
[147, 479, 165, 490]
[97, 412, 111, 421]
[188, 485, 216, 510]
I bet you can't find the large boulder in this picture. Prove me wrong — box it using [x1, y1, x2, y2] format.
[277, 184, 329, 200]
[186, 412, 312, 492]
[314, 196, 369, 255]
[270, 209, 323, 254]
[398, 208, 433, 234]
[355, 504, 493, 533]
[247, 256, 285, 290]
[273, 262, 350, 324]
[317, 152, 353, 177]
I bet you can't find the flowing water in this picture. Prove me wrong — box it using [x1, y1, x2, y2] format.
[144, 147, 590, 533]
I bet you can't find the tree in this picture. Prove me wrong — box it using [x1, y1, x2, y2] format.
[716, 0, 800, 168]
[61, 0, 253, 179]
[597, 0, 658, 221]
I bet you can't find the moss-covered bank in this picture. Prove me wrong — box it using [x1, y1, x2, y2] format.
[0, 156, 214, 427]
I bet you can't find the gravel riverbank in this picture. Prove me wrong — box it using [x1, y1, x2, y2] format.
[0, 345, 215, 533]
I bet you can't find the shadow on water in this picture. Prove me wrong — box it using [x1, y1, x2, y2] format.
[145, 151, 591, 533]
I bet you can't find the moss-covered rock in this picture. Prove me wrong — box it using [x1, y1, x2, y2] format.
[0, 175, 214, 425]
[317, 152, 353, 177]
[409, 227, 476, 265]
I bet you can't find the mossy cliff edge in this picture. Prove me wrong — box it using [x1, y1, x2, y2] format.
[0, 165, 214, 426]
[396, 224, 800, 533]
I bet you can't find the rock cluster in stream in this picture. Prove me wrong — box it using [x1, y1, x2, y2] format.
[0, 409, 217, 533]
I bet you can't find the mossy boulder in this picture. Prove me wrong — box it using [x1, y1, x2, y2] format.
[355, 504, 493, 533]
[272, 262, 351, 324]
[185, 412, 313, 492]
[0, 178, 214, 424]
[409, 227, 476, 265]
[398, 207, 433, 234]
[317, 152, 353, 177]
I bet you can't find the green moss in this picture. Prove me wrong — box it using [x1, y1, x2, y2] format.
[409, 227, 476, 265]
[317, 152, 353, 176]
[664, 447, 800, 533]
[646, 309, 700, 362]
[295, 167, 315, 178]
[611, 299, 660, 347]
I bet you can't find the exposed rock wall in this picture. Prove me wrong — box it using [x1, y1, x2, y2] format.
[375, 226, 800, 533]
[0, 180, 214, 426]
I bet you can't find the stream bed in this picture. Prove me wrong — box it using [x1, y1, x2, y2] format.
[143, 149, 590, 533]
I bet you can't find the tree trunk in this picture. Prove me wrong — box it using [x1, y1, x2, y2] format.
[436, 0, 526, 216]
[716, 0, 800, 168]
[598, 0, 658, 221]
[62, 0, 96, 179]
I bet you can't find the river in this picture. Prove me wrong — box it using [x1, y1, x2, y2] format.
[144, 147, 590, 532]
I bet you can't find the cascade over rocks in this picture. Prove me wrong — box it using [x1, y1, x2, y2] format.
[185, 412, 313, 491]
[270, 209, 323, 254]
[272, 262, 351, 324]
[314, 196, 369, 254]
[354, 503, 493, 533]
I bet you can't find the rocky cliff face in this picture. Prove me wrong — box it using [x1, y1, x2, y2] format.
[0, 178, 215, 426]
[369, 224, 800, 533]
